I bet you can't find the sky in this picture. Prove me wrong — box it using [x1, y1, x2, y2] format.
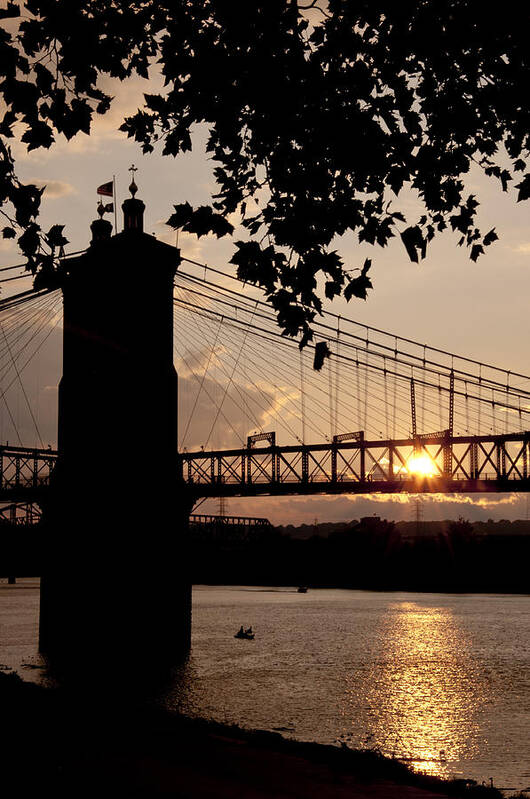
[2, 66, 530, 526]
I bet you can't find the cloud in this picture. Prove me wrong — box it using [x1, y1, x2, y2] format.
[513, 242, 530, 254]
[198, 490, 528, 526]
[29, 179, 76, 199]
[0, 237, 16, 254]
[177, 368, 278, 451]
[176, 344, 227, 379]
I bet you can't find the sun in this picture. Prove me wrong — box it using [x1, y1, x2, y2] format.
[407, 454, 437, 477]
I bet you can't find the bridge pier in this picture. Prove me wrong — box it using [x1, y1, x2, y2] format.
[39, 181, 191, 687]
[39, 490, 192, 686]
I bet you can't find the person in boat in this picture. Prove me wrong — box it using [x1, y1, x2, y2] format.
[245, 626, 253, 635]
[238, 625, 244, 636]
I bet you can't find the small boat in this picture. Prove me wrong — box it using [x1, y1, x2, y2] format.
[234, 628, 255, 640]
[297, 586, 308, 593]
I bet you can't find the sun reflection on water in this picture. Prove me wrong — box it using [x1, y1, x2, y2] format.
[341, 601, 488, 779]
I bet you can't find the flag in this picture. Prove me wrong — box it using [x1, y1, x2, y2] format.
[97, 181, 113, 197]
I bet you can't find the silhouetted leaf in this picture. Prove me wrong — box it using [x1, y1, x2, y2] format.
[21, 120, 54, 150]
[470, 244, 484, 262]
[483, 228, 498, 247]
[167, 203, 234, 238]
[0, 110, 17, 137]
[45, 224, 69, 249]
[324, 281, 341, 300]
[2, 227, 15, 239]
[516, 175, 530, 203]
[344, 259, 372, 301]
[313, 341, 330, 371]
[500, 170, 512, 192]
[18, 223, 40, 257]
[400, 227, 424, 263]
[0, 3, 19, 20]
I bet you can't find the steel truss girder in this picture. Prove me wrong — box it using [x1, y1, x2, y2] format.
[0, 501, 42, 526]
[3, 435, 530, 501]
[0, 445, 57, 501]
[181, 432, 530, 497]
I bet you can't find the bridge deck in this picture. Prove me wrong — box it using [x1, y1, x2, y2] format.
[2, 432, 530, 502]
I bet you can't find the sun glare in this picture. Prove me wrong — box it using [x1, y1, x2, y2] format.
[407, 454, 437, 477]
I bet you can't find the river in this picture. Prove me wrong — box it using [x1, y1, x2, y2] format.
[1, 581, 529, 792]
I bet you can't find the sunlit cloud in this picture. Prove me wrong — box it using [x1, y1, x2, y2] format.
[29, 179, 76, 199]
[354, 492, 521, 509]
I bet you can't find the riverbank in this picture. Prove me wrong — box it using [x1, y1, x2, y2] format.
[0, 671, 510, 799]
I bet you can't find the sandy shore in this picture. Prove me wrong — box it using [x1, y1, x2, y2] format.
[0, 671, 503, 798]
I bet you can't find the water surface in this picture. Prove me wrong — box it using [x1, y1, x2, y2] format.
[1, 580, 529, 792]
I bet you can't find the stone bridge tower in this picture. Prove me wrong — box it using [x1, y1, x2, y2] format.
[39, 178, 191, 686]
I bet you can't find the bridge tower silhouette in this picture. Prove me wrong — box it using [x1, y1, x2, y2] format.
[39, 178, 192, 683]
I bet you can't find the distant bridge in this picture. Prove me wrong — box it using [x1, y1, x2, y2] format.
[0, 445, 57, 502]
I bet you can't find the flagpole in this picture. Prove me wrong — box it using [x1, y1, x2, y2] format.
[113, 174, 118, 234]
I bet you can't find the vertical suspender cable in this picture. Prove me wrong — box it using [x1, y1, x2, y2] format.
[383, 356, 389, 438]
[420, 345, 426, 432]
[328, 354, 333, 441]
[334, 317, 340, 437]
[356, 348, 361, 430]
[478, 365, 482, 435]
[505, 372, 510, 434]
[393, 337, 397, 438]
[300, 349, 306, 444]
[448, 368, 454, 438]
[410, 372, 417, 438]
[363, 328, 369, 431]
[438, 374, 443, 429]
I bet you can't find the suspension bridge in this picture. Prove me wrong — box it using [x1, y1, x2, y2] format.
[1, 182, 529, 675]
[2, 258, 530, 515]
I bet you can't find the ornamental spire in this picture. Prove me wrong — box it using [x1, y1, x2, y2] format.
[122, 164, 145, 232]
[128, 164, 138, 197]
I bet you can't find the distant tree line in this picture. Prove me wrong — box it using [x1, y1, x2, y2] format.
[189, 516, 530, 593]
[1, 514, 529, 592]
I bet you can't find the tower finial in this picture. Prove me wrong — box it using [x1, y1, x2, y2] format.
[122, 165, 145, 232]
[128, 164, 138, 197]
